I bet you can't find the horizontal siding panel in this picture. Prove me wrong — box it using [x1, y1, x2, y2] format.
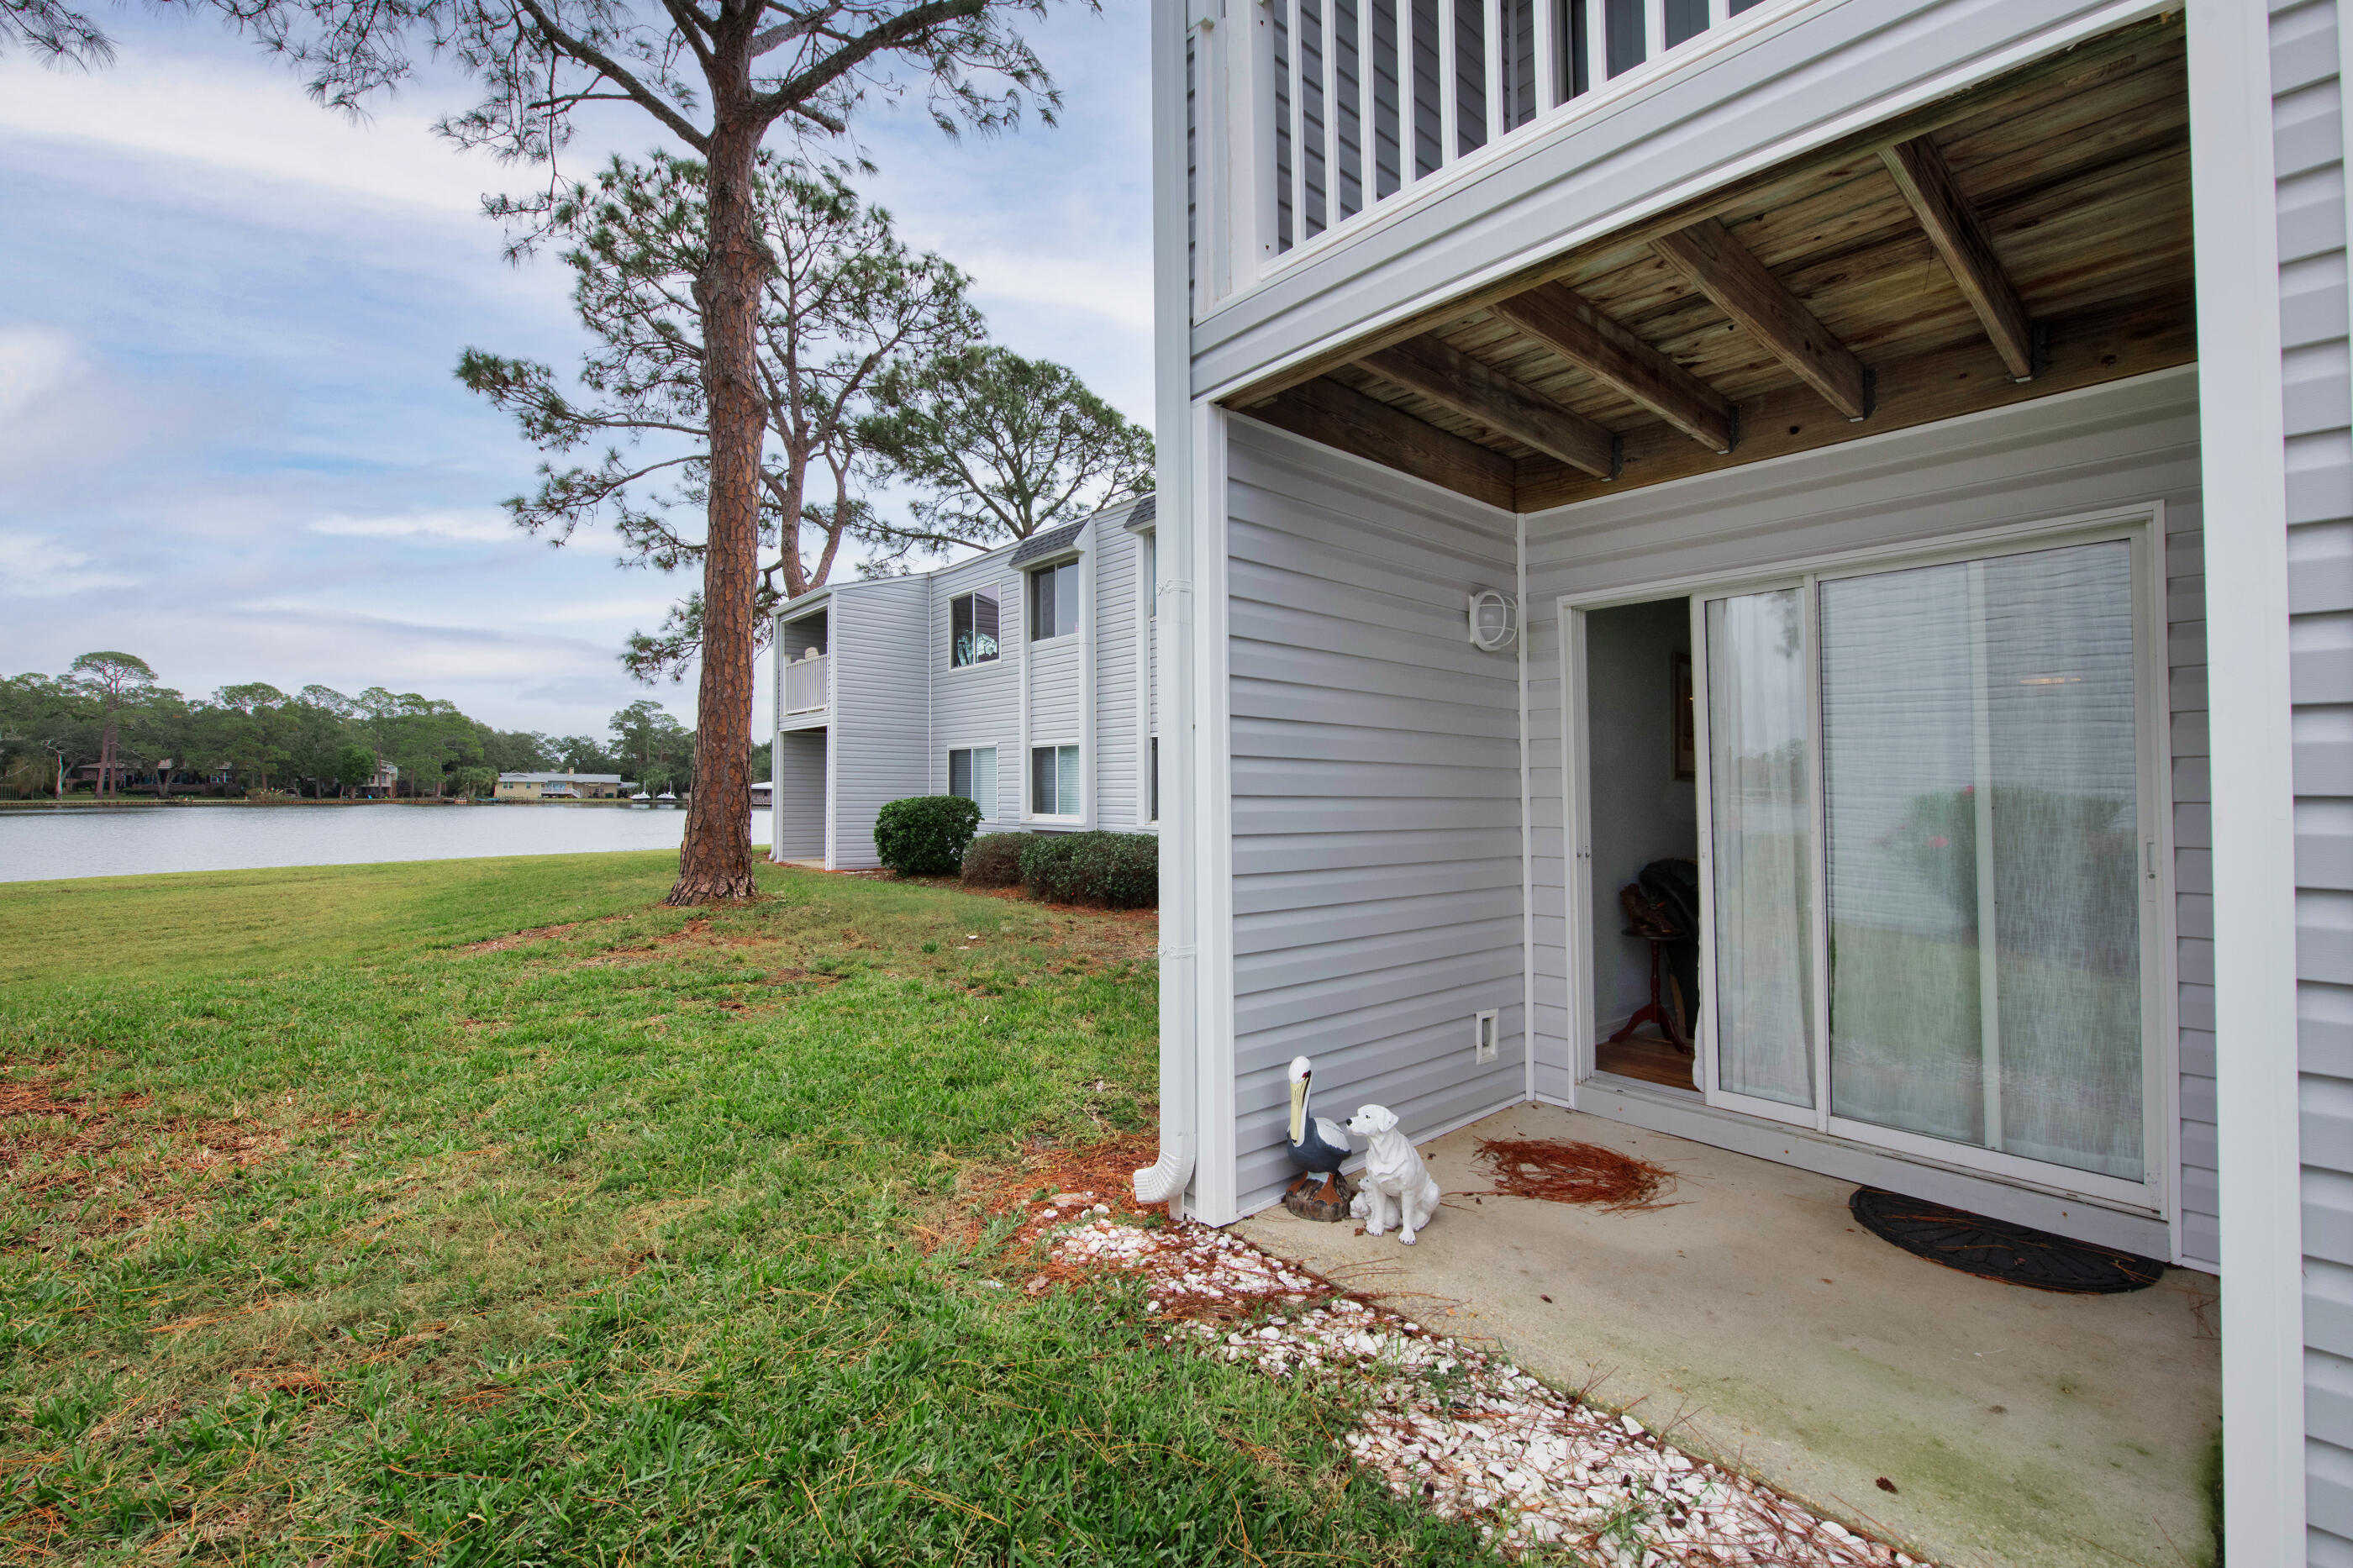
[1234, 676, 1518, 737]
[1234, 855, 1528, 916]
[1234, 914, 1525, 997]
[1233, 716, 1522, 769]
[1235, 887, 1525, 956]
[1239, 976, 1525, 1066]
[1234, 796, 1522, 834]
[1234, 827, 1513, 876]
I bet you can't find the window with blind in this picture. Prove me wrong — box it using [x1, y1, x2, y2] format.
[1030, 745, 1082, 817]
[948, 746, 998, 820]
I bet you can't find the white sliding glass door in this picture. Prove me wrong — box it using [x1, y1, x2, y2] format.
[1688, 526, 2161, 1203]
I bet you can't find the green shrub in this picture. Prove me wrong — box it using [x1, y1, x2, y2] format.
[1017, 831, 1159, 909]
[961, 832, 1029, 888]
[873, 795, 982, 876]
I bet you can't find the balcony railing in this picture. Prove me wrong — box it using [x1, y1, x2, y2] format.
[784, 653, 829, 715]
[1188, 0, 1794, 310]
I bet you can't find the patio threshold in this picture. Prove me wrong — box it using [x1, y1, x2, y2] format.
[1234, 1102, 2219, 1568]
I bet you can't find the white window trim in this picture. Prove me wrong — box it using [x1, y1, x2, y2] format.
[1554, 502, 2178, 1222]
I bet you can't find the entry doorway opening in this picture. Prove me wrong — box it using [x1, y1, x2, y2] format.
[1582, 597, 1702, 1095]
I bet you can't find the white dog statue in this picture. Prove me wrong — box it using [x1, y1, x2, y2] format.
[1344, 1104, 1442, 1244]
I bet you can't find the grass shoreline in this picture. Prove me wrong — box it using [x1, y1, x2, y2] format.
[0, 854, 1493, 1564]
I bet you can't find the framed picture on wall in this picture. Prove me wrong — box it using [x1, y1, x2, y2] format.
[1672, 651, 1696, 780]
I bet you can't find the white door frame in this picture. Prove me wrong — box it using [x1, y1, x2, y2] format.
[1556, 502, 2178, 1221]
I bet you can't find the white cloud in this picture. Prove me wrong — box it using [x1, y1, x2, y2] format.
[308, 510, 516, 545]
[0, 52, 496, 223]
[513, 595, 685, 625]
[0, 326, 84, 425]
[956, 250, 1153, 334]
[0, 531, 135, 597]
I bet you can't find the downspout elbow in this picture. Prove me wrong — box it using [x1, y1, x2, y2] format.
[1132, 1133, 1196, 1219]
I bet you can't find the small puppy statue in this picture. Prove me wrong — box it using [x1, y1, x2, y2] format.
[1344, 1104, 1442, 1244]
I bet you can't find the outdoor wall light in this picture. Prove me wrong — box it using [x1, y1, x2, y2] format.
[1467, 588, 1519, 653]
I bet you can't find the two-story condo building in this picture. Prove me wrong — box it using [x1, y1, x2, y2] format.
[1140, 0, 2345, 1559]
[767, 494, 1159, 869]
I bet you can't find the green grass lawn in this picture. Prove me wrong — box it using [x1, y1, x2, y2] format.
[0, 854, 1487, 1565]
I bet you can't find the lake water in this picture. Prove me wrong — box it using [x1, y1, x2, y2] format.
[0, 803, 756, 884]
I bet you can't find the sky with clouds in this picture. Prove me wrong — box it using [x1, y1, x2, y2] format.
[0, 4, 1151, 743]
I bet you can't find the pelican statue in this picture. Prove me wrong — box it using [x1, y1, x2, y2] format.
[1286, 1055, 1352, 1202]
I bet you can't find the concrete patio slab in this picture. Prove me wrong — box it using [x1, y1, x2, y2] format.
[1234, 1102, 2219, 1568]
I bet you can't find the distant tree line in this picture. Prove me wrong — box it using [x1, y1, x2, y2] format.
[0, 655, 720, 802]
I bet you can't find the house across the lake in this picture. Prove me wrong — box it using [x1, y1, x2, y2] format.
[494, 771, 631, 802]
[1140, 1, 2342, 1560]
[766, 492, 1158, 869]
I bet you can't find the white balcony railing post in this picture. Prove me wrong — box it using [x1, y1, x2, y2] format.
[1533, 0, 1558, 112]
[1483, 0, 1503, 145]
[1436, 0, 1457, 164]
[1357, 0, 1376, 212]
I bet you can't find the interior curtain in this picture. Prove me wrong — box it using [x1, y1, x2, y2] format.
[1819, 542, 2141, 1180]
[1705, 589, 1815, 1108]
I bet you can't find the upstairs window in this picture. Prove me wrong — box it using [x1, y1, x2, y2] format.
[1144, 534, 1157, 617]
[950, 588, 1000, 668]
[1031, 560, 1081, 641]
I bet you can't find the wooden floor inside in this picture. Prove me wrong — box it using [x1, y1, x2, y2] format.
[1594, 1034, 1701, 1093]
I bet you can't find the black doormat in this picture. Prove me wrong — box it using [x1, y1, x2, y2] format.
[1848, 1187, 2166, 1294]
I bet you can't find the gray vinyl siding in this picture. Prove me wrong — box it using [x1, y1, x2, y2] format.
[771, 729, 826, 860]
[2270, 1, 2353, 1554]
[828, 578, 933, 869]
[929, 550, 1024, 827]
[1519, 368, 2212, 1260]
[1096, 526, 1145, 828]
[1192, 0, 2148, 397]
[1226, 418, 1526, 1215]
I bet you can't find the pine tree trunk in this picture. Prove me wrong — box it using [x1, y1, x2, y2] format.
[669, 113, 766, 905]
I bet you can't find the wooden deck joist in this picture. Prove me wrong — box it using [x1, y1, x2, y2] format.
[1220, 15, 2191, 514]
[1878, 135, 2038, 381]
[1651, 218, 1872, 421]
[1360, 339, 1619, 477]
[1490, 284, 1737, 454]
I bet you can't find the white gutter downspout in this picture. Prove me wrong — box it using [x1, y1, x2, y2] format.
[1136, 0, 1203, 1220]
[1519, 509, 1535, 1106]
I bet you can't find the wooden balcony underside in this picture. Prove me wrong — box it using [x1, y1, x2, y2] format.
[1231, 16, 2193, 513]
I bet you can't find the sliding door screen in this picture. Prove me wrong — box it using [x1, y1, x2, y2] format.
[1690, 529, 2156, 1194]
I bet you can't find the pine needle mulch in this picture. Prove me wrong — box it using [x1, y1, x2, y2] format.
[1461, 1137, 1679, 1213]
